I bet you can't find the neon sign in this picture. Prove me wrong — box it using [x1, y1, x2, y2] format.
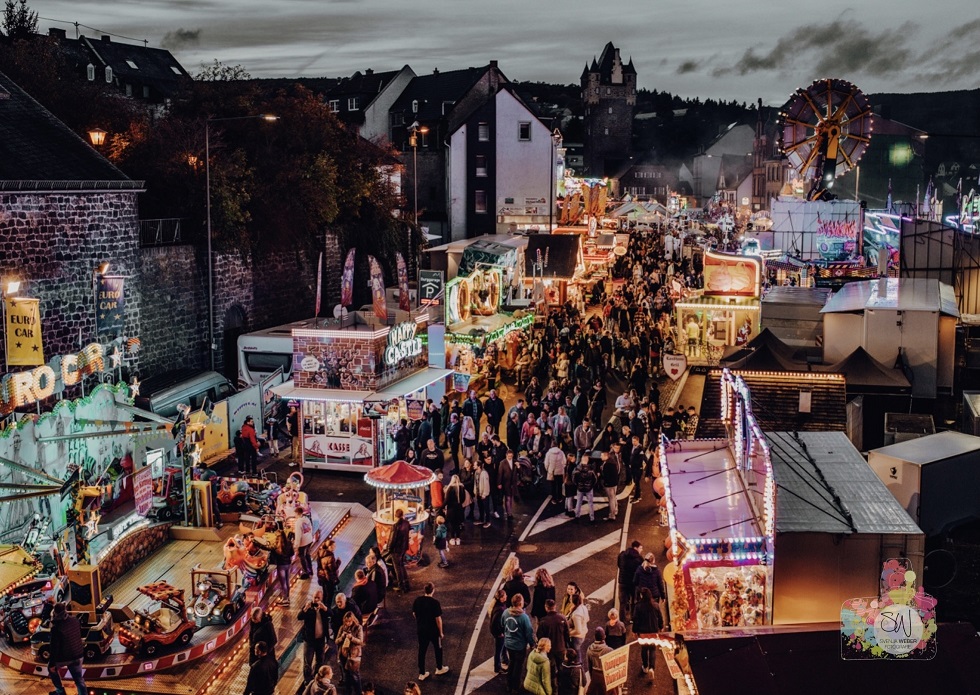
[383, 322, 423, 367]
[1, 343, 107, 416]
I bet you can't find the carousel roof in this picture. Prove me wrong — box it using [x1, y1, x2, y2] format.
[364, 460, 437, 488]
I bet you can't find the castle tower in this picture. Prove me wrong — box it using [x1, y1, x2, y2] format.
[581, 42, 636, 177]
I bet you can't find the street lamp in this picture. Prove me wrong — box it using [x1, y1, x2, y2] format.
[550, 128, 563, 233]
[205, 114, 278, 371]
[87, 128, 107, 147]
[408, 121, 429, 230]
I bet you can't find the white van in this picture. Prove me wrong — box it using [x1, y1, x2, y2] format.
[237, 318, 318, 387]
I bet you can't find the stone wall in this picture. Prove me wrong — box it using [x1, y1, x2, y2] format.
[0, 191, 142, 365]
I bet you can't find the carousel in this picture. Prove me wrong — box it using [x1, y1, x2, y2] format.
[364, 461, 436, 567]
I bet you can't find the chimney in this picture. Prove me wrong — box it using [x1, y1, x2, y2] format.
[48, 28, 67, 39]
[433, 68, 439, 75]
[101, 35, 111, 42]
[365, 68, 373, 75]
[490, 60, 498, 69]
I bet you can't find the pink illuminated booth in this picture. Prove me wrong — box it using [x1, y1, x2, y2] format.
[659, 369, 775, 630]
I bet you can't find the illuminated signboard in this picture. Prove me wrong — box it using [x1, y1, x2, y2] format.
[702, 250, 762, 298]
[0, 343, 108, 416]
[445, 268, 503, 326]
[383, 322, 423, 367]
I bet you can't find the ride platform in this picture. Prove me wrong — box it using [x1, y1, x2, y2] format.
[0, 502, 362, 695]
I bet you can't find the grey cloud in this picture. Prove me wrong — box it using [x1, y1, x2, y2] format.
[949, 18, 980, 40]
[676, 60, 699, 74]
[161, 27, 201, 49]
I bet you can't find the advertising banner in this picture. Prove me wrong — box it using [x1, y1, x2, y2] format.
[4, 297, 44, 366]
[133, 464, 154, 517]
[599, 644, 630, 690]
[396, 252, 411, 312]
[368, 255, 387, 321]
[341, 249, 356, 308]
[406, 398, 425, 421]
[96, 276, 126, 335]
[702, 250, 761, 298]
[227, 384, 262, 445]
[453, 372, 471, 393]
[303, 434, 373, 467]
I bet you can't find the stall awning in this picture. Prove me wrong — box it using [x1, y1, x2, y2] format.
[458, 240, 519, 275]
[367, 368, 453, 401]
[270, 380, 373, 403]
[676, 295, 761, 310]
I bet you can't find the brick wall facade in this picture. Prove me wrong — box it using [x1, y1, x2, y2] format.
[0, 191, 142, 366]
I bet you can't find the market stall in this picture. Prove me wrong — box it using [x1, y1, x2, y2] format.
[272, 311, 451, 470]
[365, 460, 436, 566]
[524, 232, 586, 308]
[675, 249, 762, 352]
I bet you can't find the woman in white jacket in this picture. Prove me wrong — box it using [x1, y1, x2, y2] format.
[461, 415, 477, 461]
[475, 459, 492, 528]
[544, 445, 567, 505]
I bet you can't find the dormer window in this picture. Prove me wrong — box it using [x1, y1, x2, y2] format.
[105, 67, 113, 83]
[87, 64, 95, 81]
[170, 66, 182, 75]
[126, 60, 139, 70]
[412, 100, 419, 113]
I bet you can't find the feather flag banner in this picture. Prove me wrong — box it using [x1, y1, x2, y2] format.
[368, 255, 387, 322]
[314, 252, 323, 318]
[396, 252, 411, 312]
[340, 249, 356, 308]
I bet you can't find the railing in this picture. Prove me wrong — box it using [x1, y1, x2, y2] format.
[139, 218, 183, 246]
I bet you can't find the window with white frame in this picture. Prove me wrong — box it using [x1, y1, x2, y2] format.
[348, 97, 359, 111]
[478, 122, 490, 141]
[518, 122, 532, 141]
[475, 155, 488, 177]
[329, 100, 339, 113]
[475, 190, 488, 213]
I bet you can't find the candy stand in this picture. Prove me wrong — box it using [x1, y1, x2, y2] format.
[364, 461, 436, 567]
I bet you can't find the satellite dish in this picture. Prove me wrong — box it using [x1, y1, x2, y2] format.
[333, 304, 348, 319]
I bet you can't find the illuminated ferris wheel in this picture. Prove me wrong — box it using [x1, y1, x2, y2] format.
[778, 78, 873, 200]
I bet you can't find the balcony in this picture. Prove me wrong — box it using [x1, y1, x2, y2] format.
[139, 218, 183, 247]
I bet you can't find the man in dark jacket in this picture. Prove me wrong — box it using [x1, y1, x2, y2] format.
[505, 411, 521, 455]
[46, 602, 87, 695]
[298, 590, 330, 682]
[502, 569, 531, 608]
[484, 389, 506, 436]
[536, 599, 571, 680]
[416, 414, 433, 459]
[394, 419, 411, 461]
[599, 450, 620, 521]
[461, 391, 483, 431]
[244, 640, 279, 695]
[389, 508, 412, 591]
[617, 541, 644, 620]
[328, 593, 362, 642]
[498, 451, 517, 521]
[574, 458, 598, 522]
[249, 607, 278, 664]
[420, 438, 445, 476]
[629, 436, 645, 502]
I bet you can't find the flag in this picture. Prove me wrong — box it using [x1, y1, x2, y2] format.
[367, 255, 387, 322]
[957, 177, 963, 216]
[95, 275, 126, 335]
[886, 178, 893, 213]
[4, 297, 44, 366]
[923, 178, 934, 217]
[340, 248, 356, 308]
[314, 252, 323, 318]
[396, 252, 411, 312]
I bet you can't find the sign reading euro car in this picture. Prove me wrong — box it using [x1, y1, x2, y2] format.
[0, 342, 108, 416]
[383, 322, 423, 367]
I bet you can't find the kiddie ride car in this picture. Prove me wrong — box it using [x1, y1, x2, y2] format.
[118, 582, 196, 657]
[190, 565, 246, 627]
[0, 573, 70, 644]
[31, 595, 114, 662]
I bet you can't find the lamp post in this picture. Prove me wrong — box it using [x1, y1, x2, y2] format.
[408, 121, 429, 230]
[550, 128, 563, 233]
[205, 114, 278, 371]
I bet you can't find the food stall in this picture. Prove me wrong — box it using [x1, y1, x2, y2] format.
[523, 232, 586, 308]
[271, 310, 452, 470]
[659, 369, 776, 630]
[365, 460, 436, 566]
[675, 249, 762, 350]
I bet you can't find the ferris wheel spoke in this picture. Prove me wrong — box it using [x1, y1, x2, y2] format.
[831, 93, 856, 123]
[844, 133, 870, 144]
[799, 146, 822, 176]
[839, 107, 873, 129]
[781, 116, 816, 131]
[783, 134, 818, 153]
[800, 90, 824, 124]
[838, 147, 855, 169]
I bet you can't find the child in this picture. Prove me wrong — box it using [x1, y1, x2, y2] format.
[434, 515, 450, 568]
[605, 608, 627, 649]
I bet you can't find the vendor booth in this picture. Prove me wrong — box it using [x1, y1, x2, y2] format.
[365, 460, 435, 566]
[675, 249, 762, 352]
[524, 233, 585, 308]
[271, 310, 451, 471]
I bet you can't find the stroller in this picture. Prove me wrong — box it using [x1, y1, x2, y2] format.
[515, 454, 541, 495]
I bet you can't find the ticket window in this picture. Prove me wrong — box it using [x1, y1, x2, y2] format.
[303, 401, 355, 437]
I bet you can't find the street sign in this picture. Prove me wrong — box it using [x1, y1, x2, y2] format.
[419, 270, 444, 307]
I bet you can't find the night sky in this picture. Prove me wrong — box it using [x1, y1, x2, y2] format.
[33, 0, 980, 104]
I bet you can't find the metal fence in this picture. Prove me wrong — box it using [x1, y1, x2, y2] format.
[139, 218, 183, 246]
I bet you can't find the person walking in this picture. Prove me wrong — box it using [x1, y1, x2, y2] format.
[413, 582, 450, 681]
[530, 568, 556, 627]
[498, 450, 517, 521]
[389, 508, 411, 592]
[616, 541, 643, 621]
[489, 588, 510, 674]
[445, 413, 462, 473]
[502, 594, 536, 694]
[573, 418, 595, 459]
[544, 443, 566, 505]
[248, 606, 277, 664]
[303, 665, 337, 695]
[444, 475, 467, 545]
[267, 518, 293, 606]
[294, 505, 315, 580]
[462, 390, 484, 432]
[536, 599, 570, 684]
[524, 638, 553, 695]
[245, 641, 280, 695]
[599, 450, 620, 521]
[328, 594, 362, 652]
[503, 568, 532, 609]
[299, 590, 331, 684]
[316, 539, 342, 604]
[562, 452, 578, 517]
[574, 458, 598, 523]
[46, 602, 88, 695]
[433, 515, 450, 568]
[557, 649, 585, 695]
[265, 410, 281, 455]
[604, 609, 627, 649]
[394, 419, 412, 461]
[629, 436, 645, 503]
[484, 389, 506, 437]
[631, 587, 664, 677]
[475, 460, 492, 528]
[335, 611, 364, 695]
[241, 415, 261, 475]
[633, 553, 667, 605]
[365, 550, 388, 607]
[585, 628, 612, 695]
[567, 593, 589, 667]
[289, 406, 302, 460]
[461, 415, 478, 461]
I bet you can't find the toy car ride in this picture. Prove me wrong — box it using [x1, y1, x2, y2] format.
[31, 595, 114, 662]
[118, 581, 196, 657]
[190, 565, 246, 627]
[0, 574, 69, 644]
